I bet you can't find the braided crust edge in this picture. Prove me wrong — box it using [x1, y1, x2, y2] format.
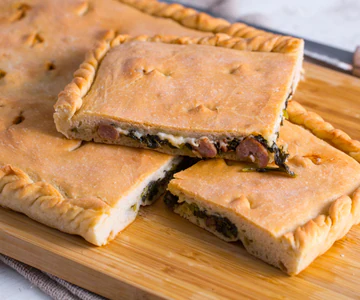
[118, 0, 303, 48]
[54, 32, 303, 136]
[0, 164, 113, 246]
[287, 101, 360, 162]
[282, 188, 360, 275]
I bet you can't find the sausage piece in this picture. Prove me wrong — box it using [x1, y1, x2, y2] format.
[194, 137, 217, 158]
[97, 124, 119, 140]
[236, 137, 269, 168]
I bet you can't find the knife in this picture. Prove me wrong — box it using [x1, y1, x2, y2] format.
[163, 0, 359, 77]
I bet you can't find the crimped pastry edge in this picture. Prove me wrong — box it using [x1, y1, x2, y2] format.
[117, 0, 304, 101]
[167, 186, 360, 275]
[118, 0, 302, 44]
[287, 100, 360, 163]
[54, 32, 303, 138]
[282, 187, 360, 274]
[0, 164, 113, 246]
[0, 156, 179, 246]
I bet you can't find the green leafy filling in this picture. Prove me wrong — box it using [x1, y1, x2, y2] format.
[141, 159, 198, 204]
[164, 192, 238, 240]
[125, 128, 293, 176]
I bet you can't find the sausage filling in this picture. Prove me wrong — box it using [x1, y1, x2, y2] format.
[95, 124, 292, 176]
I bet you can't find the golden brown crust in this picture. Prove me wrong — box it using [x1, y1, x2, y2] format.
[282, 188, 360, 274]
[3, 0, 303, 247]
[168, 120, 360, 275]
[54, 34, 112, 133]
[287, 100, 360, 162]
[0, 164, 111, 245]
[116, 0, 302, 93]
[55, 32, 303, 137]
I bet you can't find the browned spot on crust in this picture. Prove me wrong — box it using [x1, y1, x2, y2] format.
[188, 104, 218, 114]
[0, 70, 6, 80]
[97, 124, 119, 141]
[193, 137, 217, 158]
[46, 62, 56, 71]
[10, 3, 31, 22]
[26, 32, 44, 47]
[303, 154, 323, 165]
[13, 113, 24, 125]
[75, 1, 89, 16]
[229, 65, 242, 75]
[236, 137, 269, 168]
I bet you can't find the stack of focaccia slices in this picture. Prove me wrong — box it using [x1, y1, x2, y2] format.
[0, 0, 359, 276]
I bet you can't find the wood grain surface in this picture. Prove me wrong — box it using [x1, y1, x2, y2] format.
[1, 62, 360, 300]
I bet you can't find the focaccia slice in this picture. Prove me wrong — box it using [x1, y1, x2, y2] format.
[0, 0, 268, 248]
[0, 0, 296, 247]
[0, 101, 182, 246]
[165, 107, 360, 275]
[54, 33, 303, 173]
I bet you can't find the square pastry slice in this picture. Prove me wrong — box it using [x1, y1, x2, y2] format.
[0, 101, 182, 246]
[165, 114, 360, 275]
[0, 0, 300, 249]
[54, 33, 304, 173]
[0, 0, 216, 248]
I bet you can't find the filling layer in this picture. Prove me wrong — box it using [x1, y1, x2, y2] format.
[141, 158, 198, 205]
[96, 124, 293, 176]
[164, 192, 238, 240]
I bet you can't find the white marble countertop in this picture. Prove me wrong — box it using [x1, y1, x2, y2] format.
[1, 1, 358, 299]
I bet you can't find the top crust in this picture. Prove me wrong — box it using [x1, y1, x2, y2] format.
[1, 0, 222, 245]
[54, 33, 303, 143]
[167, 118, 360, 274]
[169, 120, 360, 238]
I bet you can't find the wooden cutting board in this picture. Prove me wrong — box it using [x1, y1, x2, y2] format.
[1, 62, 360, 300]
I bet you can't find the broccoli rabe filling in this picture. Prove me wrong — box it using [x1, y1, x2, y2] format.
[164, 192, 238, 240]
[141, 159, 198, 204]
[127, 130, 293, 176]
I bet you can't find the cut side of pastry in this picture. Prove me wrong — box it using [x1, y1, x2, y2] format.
[0, 100, 182, 246]
[165, 118, 360, 275]
[1, 0, 216, 246]
[54, 33, 304, 174]
[1, 155, 180, 246]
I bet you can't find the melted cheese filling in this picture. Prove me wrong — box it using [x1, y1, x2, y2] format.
[115, 127, 200, 147]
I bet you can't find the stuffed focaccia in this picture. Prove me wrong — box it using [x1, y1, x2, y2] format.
[0, 103, 182, 246]
[54, 33, 303, 174]
[0, 0, 214, 246]
[165, 103, 360, 275]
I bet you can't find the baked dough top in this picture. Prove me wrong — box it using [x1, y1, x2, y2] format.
[0, 101, 174, 208]
[169, 121, 360, 237]
[75, 39, 300, 140]
[0, 0, 213, 209]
